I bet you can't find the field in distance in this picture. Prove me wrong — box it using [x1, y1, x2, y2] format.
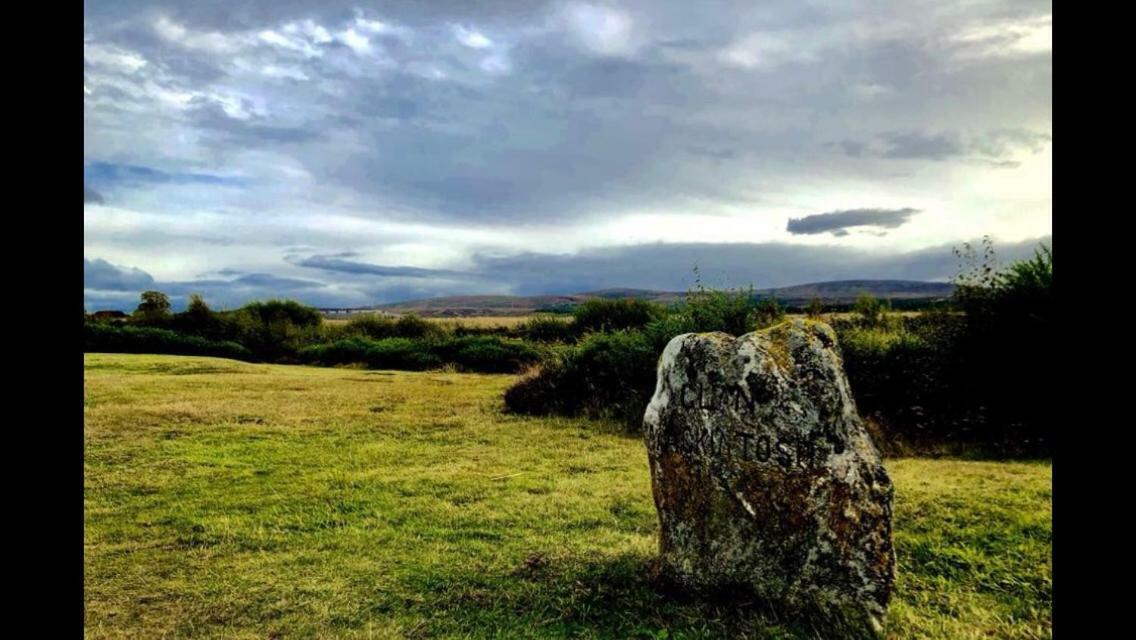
[322, 312, 920, 328]
[84, 353, 1050, 639]
[324, 315, 548, 329]
[367, 280, 953, 318]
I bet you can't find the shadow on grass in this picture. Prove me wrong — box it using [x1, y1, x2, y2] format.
[400, 553, 846, 640]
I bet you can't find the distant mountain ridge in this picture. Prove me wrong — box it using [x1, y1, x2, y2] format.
[372, 279, 954, 317]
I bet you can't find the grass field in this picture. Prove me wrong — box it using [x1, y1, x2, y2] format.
[424, 315, 559, 329]
[84, 354, 1051, 639]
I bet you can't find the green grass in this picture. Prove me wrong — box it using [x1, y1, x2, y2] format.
[84, 354, 1051, 639]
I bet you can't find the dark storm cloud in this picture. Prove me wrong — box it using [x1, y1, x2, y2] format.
[85, 263, 340, 311]
[84, 0, 1050, 305]
[881, 133, 965, 160]
[84, 186, 105, 204]
[839, 129, 1051, 164]
[471, 236, 1052, 295]
[85, 258, 156, 290]
[84, 233, 1050, 310]
[185, 100, 323, 145]
[294, 255, 468, 279]
[83, 1, 1051, 224]
[229, 273, 326, 289]
[787, 208, 919, 236]
[84, 162, 244, 187]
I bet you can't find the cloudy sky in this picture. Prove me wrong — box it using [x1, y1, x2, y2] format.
[84, 0, 1051, 310]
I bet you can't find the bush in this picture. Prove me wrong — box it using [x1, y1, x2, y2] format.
[948, 241, 1052, 453]
[169, 294, 226, 339]
[220, 309, 314, 362]
[503, 361, 576, 416]
[238, 299, 323, 328]
[505, 330, 660, 428]
[680, 284, 781, 335]
[641, 314, 695, 351]
[343, 314, 399, 340]
[299, 338, 441, 370]
[394, 314, 448, 340]
[521, 315, 575, 342]
[298, 335, 540, 373]
[568, 331, 660, 423]
[852, 294, 891, 328]
[752, 297, 785, 329]
[682, 286, 754, 335]
[805, 297, 825, 318]
[573, 298, 663, 334]
[85, 323, 253, 361]
[431, 336, 542, 373]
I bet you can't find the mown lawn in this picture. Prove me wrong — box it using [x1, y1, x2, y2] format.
[84, 354, 1051, 639]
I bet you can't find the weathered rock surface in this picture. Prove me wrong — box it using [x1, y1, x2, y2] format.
[643, 319, 894, 636]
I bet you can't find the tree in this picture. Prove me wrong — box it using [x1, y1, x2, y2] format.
[174, 293, 223, 336]
[751, 297, 785, 329]
[805, 297, 825, 318]
[951, 235, 999, 317]
[996, 243, 1052, 321]
[134, 290, 172, 323]
[853, 293, 888, 327]
[186, 293, 210, 316]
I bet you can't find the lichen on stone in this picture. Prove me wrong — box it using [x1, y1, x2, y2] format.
[643, 319, 895, 637]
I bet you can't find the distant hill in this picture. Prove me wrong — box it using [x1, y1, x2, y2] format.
[371, 280, 954, 317]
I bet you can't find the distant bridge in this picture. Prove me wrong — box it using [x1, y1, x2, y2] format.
[315, 307, 393, 317]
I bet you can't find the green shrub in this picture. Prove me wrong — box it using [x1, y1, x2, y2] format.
[852, 294, 891, 328]
[84, 323, 253, 361]
[682, 286, 754, 335]
[394, 313, 448, 340]
[431, 336, 541, 373]
[573, 298, 663, 334]
[521, 315, 575, 342]
[752, 297, 785, 329]
[299, 338, 441, 370]
[221, 310, 313, 362]
[503, 360, 576, 416]
[679, 283, 781, 335]
[569, 331, 660, 424]
[641, 314, 695, 351]
[169, 294, 226, 339]
[505, 330, 660, 428]
[298, 335, 539, 373]
[343, 314, 399, 340]
[238, 299, 323, 328]
[339, 312, 453, 341]
[805, 297, 825, 318]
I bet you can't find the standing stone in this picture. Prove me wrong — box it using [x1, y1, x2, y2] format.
[643, 319, 894, 636]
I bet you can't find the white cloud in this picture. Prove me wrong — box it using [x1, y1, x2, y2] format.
[557, 2, 638, 56]
[850, 82, 892, 100]
[479, 51, 513, 75]
[949, 13, 1052, 60]
[453, 25, 493, 49]
[84, 42, 147, 72]
[258, 65, 309, 81]
[153, 16, 247, 54]
[718, 31, 821, 70]
[84, 1, 1051, 304]
[355, 16, 393, 35]
[351, 12, 413, 40]
[283, 19, 333, 44]
[338, 28, 372, 54]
